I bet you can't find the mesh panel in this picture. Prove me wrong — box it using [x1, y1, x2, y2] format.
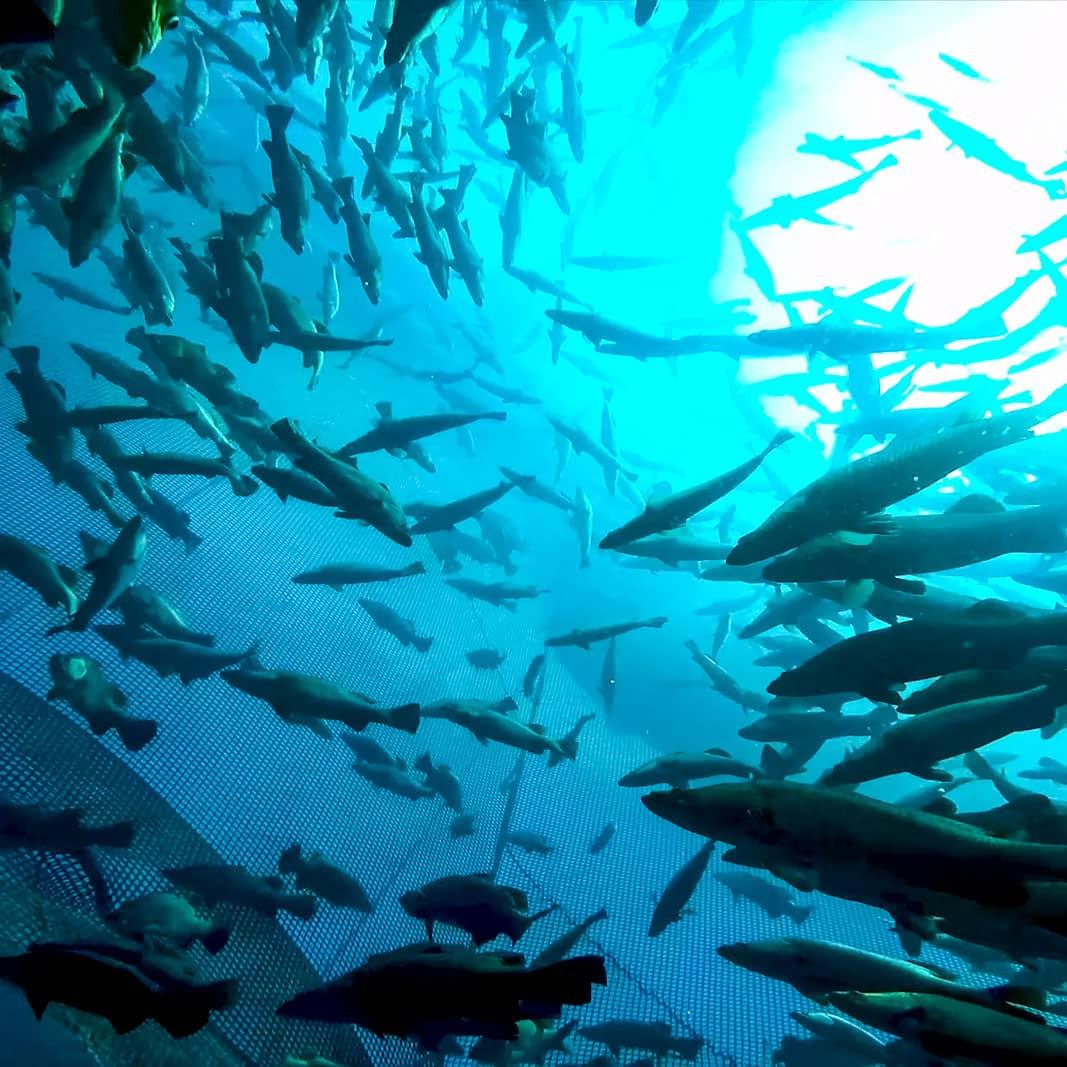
[0, 354, 905, 1066]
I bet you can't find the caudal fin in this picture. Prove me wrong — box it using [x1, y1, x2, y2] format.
[391, 702, 421, 734]
[278, 843, 302, 877]
[414, 636, 433, 653]
[155, 978, 238, 1038]
[405, 561, 427, 576]
[791, 904, 814, 925]
[672, 1036, 705, 1062]
[118, 716, 158, 752]
[201, 925, 230, 956]
[283, 893, 317, 920]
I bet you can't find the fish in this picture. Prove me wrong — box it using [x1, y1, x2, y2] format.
[739, 705, 897, 749]
[715, 870, 814, 924]
[720, 937, 1040, 1015]
[600, 431, 791, 549]
[763, 498, 1067, 595]
[522, 653, 546, 698]
[620, 749, 757, 789]
[278, 843, 372, 912]
[337, 173, 384, 300]
[820, 685, 1061, 786]
[579, 1020, 703, 1062]
[797, 129, 922, 171]
[649, 842, 714, 937]
[32, 272, 131, 314]
[339, 401, 505, 468]
[277, 941, 605, 1050]
[111, 451, 258, 497]
[414, 752, 463, 811]
[408, 175, 451, 299]
[108, 891, 230, 956]
[47, 652, 157, 751]
[827, 991, 1067, 1063]
[506, 830, 554, 855]
[408, 480, 515, 534]
[545, 616, 668, 649]
[572, 486, 593, 568]
[421, 699, 572, 761]
[47, 515, 145, 635]
[164, 864, 317, 920]
[262, 104, 310, 254]
[221, 664, 419, 735]
[685, 639, 768, 712]
[400, 874, 555, 945]
[384, 0, 457, 67]
[271, 419, 412, 546]
[0, 803, 135, 853]
[499, 466, 575, 513]
[445, 577, 547, 611]
[96, 625, 259, 684]
[643, 779, 1067, 917]
[0, 534, 80, 618]
[0, 941, 235, 1038]
[467, 648, 506, 669]
[358, 597, 433, 653]
[729, 389, 1067, 566]
[292, 560, 426, 590]
[532, 906, 608, 968]
[451, 813, 477, 839]
[354, 757, 435, 800]
[769, 601, 1067, 704]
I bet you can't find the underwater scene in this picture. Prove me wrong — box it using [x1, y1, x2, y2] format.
[4, 0, 1067, 1064]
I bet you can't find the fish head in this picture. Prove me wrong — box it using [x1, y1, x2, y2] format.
[716, 940, 790, 974]
[102, 0, 182, 68]
[398, 888, 424, 917]
[643, 781, 782, 847]
[48, 652, 85, 685]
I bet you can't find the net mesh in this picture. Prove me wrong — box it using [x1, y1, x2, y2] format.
[0, 361, 907, 1066]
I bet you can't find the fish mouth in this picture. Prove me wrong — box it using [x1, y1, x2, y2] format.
[716, 942, 750, 965]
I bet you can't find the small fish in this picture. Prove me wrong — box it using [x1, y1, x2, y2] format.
[467, 648, 506, 670]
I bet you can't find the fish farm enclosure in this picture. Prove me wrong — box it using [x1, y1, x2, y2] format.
[4, 1, 1067, 1066]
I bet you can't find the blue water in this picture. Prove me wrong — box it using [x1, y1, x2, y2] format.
[6, 0, 1067, 1064]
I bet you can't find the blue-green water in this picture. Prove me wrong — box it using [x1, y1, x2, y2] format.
[4, 1, 1067, 1065]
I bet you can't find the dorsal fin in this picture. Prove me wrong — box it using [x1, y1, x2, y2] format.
[705, 747, 731, 757]
[966, 599, 1028, 620]
[946, 494, 1005, 515]
[376, 401, 393, 419]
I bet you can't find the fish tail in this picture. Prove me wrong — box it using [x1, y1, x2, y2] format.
[393, 703, 421, 734]
[201, 925, 230, 956]
[278, 843, 302, 876]
[117, 716, 158, 752]
[155, 979, 238, 1038]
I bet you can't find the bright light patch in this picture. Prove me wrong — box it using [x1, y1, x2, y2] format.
[717, 0, 1067, 423]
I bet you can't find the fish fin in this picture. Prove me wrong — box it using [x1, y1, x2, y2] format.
[966, 599, 1029, 620]
[835, 531, 876, 547]
[842, 578, 876, 608]
[989, 984, 1046, 1010]
[705, 747, 731, 757]
[912, 765, 953, 782]
[946, 493, 1005, 514]
[877, 576, 926, 596]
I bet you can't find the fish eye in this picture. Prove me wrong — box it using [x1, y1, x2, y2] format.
[166, 16, 180, 29]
